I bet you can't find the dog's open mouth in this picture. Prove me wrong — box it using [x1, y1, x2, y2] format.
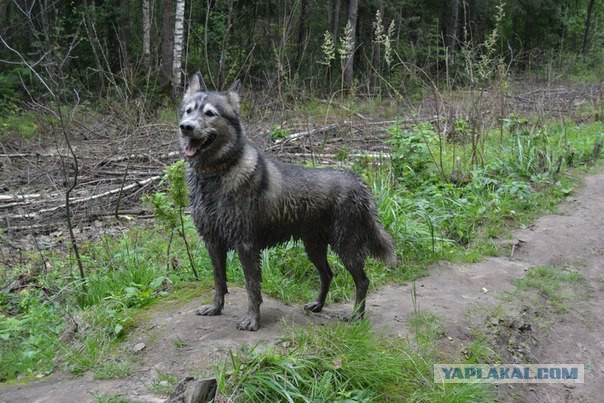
[183, 133, 217, 158]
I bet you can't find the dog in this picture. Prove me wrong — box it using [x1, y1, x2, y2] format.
[179, 72, 396, 330]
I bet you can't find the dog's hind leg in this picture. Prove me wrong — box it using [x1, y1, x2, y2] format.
[302, 239, 333, 313]
[196, 242, 228, 316]
[236, 245, 262, 331]
[341, 254, 369, 321]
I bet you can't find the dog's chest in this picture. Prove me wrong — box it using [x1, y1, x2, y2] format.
[189, 175, 262, 240]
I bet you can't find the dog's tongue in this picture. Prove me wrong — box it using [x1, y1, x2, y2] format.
[184, 142, 197, 157]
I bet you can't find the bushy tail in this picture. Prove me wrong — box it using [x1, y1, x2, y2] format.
[369, 224, 398, 267]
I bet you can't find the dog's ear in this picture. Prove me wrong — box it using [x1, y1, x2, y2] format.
[184, 71, 206, 99]
[227, 79, 241, 112]
[228, 79, 241, 93]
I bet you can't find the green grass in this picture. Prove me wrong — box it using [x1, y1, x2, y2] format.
[149, 372, 179, 396]
[463, 330, 499, 364]
[0, 108, 38, 139]
[514, 265, 584, 313]
[216, 321, 493, 402]
[0, 291, 63, 382]
[92, 393, 135, 403]
[93, 355, 136, 380]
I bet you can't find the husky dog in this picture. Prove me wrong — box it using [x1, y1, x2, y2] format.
[179, 72, 396, 331]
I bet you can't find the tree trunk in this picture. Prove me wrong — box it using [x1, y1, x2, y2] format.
[160, 0, 175, 92]
[82, 0, 105, 91]
[295, 0, 308, 71]
[119, 0, 130, 69]
[369, 0, 384, 93]
[142, 0, 151, 69]
[447, 0, 460, 55]
[172, 0, 185, 98]
[331, 0, 341, 43]
[343, 0, 358, 90]
[581, 0, 596, 56]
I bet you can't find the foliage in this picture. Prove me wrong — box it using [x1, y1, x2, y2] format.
[0, 291, 63, 381]
[381, 118, 604, 259]
[1, 0, 602, 102]
[143, 160, 199, 279]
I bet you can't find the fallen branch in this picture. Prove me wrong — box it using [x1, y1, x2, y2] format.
[2, 175, 161, 220]
[0, 194, 44, 203]
[101, 151, 180, 164]
[286, 152, 392, 160]
[267, 124, 339, 150]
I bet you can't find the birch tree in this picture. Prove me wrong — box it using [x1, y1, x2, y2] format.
[172, 0, 185, 97]
[142, 0, 151, 69]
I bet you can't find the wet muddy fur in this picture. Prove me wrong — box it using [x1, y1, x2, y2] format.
[179, 72, 396, 330]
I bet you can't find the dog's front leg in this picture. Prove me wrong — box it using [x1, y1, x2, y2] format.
[196, 241, 228, 316]
[236, 245, 262, 331]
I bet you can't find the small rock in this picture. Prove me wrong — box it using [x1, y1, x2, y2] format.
[133, 342, 146, 352]
[167, 377, 217, 403]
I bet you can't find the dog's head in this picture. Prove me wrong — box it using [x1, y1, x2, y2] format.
[179, 72, 241, 160]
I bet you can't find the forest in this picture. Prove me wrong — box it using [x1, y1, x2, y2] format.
[1, 0, 602, 104]
[1, 1, 604, 402]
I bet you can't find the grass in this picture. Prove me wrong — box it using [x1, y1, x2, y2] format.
[149, 372, 180, 396]
[216, 321, 493, 402]
[0, 107, 38, 139]
[92, 393, 135, 403]
[463, 330, 499, 364]
[93, 356, 136, 380]
[514, 265, 584, 313]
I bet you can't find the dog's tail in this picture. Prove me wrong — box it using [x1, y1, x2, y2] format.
[368, 224, 398, 267]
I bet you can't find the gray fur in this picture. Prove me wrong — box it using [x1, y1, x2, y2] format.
[179, 72, 396, 331]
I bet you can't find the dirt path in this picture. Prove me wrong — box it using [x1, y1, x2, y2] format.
[2, 171, 603, 402]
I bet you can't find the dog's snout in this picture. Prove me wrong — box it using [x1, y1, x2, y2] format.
[180, 122, 195, 134]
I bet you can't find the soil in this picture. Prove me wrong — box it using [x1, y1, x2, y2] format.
[1, 82, 603, 402]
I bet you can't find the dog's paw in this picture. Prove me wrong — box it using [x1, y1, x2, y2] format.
[236, 314, 260, 331]
[303, 301, 324, 313]
[196, 305, 222, 316]
[343, 310, 364, 323]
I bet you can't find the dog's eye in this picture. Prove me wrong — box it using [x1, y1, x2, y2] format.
[186, 108, 193, 114]
[204, 109, 217, 117]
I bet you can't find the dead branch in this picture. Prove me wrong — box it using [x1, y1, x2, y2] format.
[102, 151, 180, 163]
[287, 152, 391, 159]
[0, 194, 44, 203]
[2, 175, 161, 220]
[267, 123, 339, 150]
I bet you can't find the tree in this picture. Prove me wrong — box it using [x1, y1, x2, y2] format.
[118, 0, 131, 68]
[331, 0, 341, 43]
[160, 0, 175, 91]
[446, 0, 460, 56]
[172, 0, 186, 97]
[343, 0, 358, 90]
[142, 0, 151, 69]
[582, 0, 597, 56]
